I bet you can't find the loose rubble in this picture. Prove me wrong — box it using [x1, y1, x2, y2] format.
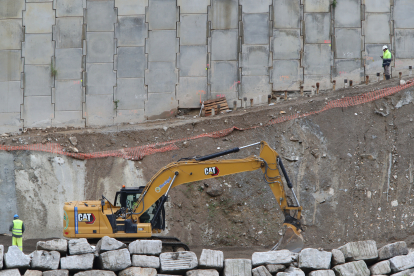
[0, 237, 412, 275]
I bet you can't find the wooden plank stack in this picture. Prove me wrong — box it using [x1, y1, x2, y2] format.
[202, 97, 229, 116]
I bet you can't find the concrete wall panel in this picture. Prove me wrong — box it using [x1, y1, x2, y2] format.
[117, 47, 146, 78]
[240, 75, 271, 104]
[53, 111, 84, 127]
[0, 152, 18, 234]
[394, 0, 414, 28]
[54, 80, 83, 111]
[0, 81, 23, 113]
[115, 0, 148, 15]
[116, 16, 147, 47]
[303, 44, 331, 75]
[22, 96, 54, 127]
[54, 17, 83, 49]
[145, 93, 178, 119]
[364, 13, 390, 44]
[364, 0, 390, 13]
[148, 30, 177, 62]
[24, 65, 52, 96]
[55, 48, 83, 80]
[145, 62, 177, 93]
[304, 0, 330, 13]
[0, 20, 23, 50]
[333, 59, 363, 84]
[86, 63, 116, 95]
[334, 28, 361, 59]
[272, 60, 302, 91]
[395, 29, 414, 59]
[364, 44, 384, 76]
[176, 77, 208, 108]
[210, 61, 238, 93]
[86, 0, 116, 32]
[0, 50, 22, 82]
[243, 13, 269, 45]
[0, 0, 25, 19]
[22, 34, 54, 65]
[241, 45, 269, 76]
[115, 109, 145, 124]
[394, 59, 414, 75]
[334, 0, 361, 28]
[240, 0, 271, 13]
[273, 0, 300, 29]
[178, 0, 210, 14]
[23, 3, 55, 33]
[85, 94, 114, 126]
[179, 14, 207, 46]
[303, 74, 331, 90]
[211, 29, 238, 61]
[273, 29, 301, 60]
[0, 113, 22, 133]
[148, 0, 177, 30]
[115, 78, 146, 109]
[86, 32, 114, 63]
[211, 0, 239, 30]
[56, 0, 84, 17]
[179, 45, 207, 77]
[304, 13, 330, 44]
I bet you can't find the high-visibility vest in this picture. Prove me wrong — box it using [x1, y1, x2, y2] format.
[383, 49, 392, 60]
[12, 219, 23, 238]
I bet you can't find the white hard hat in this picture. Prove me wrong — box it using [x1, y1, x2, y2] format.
[383, 45, 388, 50]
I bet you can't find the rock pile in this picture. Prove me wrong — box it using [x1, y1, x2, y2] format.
[0, 238, 412, 275]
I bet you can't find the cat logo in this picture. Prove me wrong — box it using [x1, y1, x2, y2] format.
[204, 167, 219, 176]
[77, 213, 96, 224]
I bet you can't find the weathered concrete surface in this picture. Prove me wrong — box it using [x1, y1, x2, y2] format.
[95, 236, 126, 254]
[273, 0, 300, 28]
[179, 14, 207, 46]
[211, 0, 238, 30]
[74, 271, 116, 276]
[252, 251, 296, 266]
[304, 13, 330, 44]
[393, 0, 414, 28]
[395, 30, 414, 59]
[128, 240, 162, 255]
[378, 241, 408, 261]
[23, 3, 55, 33]
[273, 29, 301, 60]
[223, 259, 252, 276]
[0, 269, 21, 276]
[118, 267, 157, 276]
[0, 152, 18, 234]
[389, 252, 414, 273]
[308, 270, 335, 276]
[266, 264, 285, 274]
[334, 0, 361, 28]
[160, 251, 198, 273]
[115, 0, 147, 15]
[31, 250, 60, 270]
[69, 239, 95, 255]
[54, 17, 83, 49]
[338, 240, 378, 261]
[117, 47, 146, 78]
[116, 16, 146, 47]
[0, 20, 23, 50]
[86, 0, 116, 32]
[99, 248, 131, 271]
[277, 267, 305, 276]
[331, 249, 345, 266]
[23, 270, 42, 276]
[369, 260, 391, 275]
[298, 248, 331, 271]
[43, 270, 69, 276]
[186, 270, 219, 276]
[252, 265, 271, 276]
[199, 249, 223, 270]
[131, 255, 160, 269]
[60, 254, 94, 271]
[147, 0, 177, 30]
[364, 13, 390, 44]
[4, 246, 31, 269]
[332, 260, 370, 276]
[242, 13, 269, 45]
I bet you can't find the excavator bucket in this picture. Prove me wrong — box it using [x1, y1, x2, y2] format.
[271, 224, 304, 253]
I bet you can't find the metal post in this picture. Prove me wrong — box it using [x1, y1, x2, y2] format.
[300, 86, 304, 95]
[284, 91, 287, 100]
[268, 95, 272, 104]
[365, 75, 369, 85]
[316, 83, 320, 94]
[233, 100, 237, 111]
[332, 80, 336, 91]
[243, 97, 247, 108]
[250, 98, 253, 107]
[349, 80, 353, 87]
[399, 72, 402, 80]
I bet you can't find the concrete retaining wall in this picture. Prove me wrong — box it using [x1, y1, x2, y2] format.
[1, 0, 414, 132]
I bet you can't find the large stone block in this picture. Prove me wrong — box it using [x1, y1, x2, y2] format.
[304, 13, 330, 44]
[308, 270, 335, 276]
[240, 75, 271, 104]
[241, 45, 269, 76]
[118, 267, 157, 276]
[69, 238, 95, 255]
[116, 16, 147, 47]
[209, 61, 238, 93]
[115, 0, 148, 15]
[298, 248, 331, 271]
[31, 250, 60, 270]
[338, 240, 378, 262]
[23, 3, 55, 33]
[144, 93, 178, 119]
[273, 0, 300, 29]
[55, 48, 83, 80]
[160, 252, 198, 273]
[211, 29, 238, 61]
[223, 259, 252, 276]
[36, 239, 68, 253]
[389, 252, 414, 273]
[394, 0, 414, 28]
[0, 0, 25, 19]
[4, 246, 31, 269]
[43, 270, 69, 276]
[0, 269, 21, 276]
[131, 255, 160, 269]
[0, 50, 22, 81]
[54, 80, 83, 111]
[252, 250, 296, 267]
[115, 78, 146, 109]
[211, 0, 238, 30]
[369, 260, 391, 275]
[178, 0, 210, 13]
[240, 0, 271, 13]
[277, 267, 305, 276]
[24, 65, 52, 96]
[252, 266, 271, 276]
[303, 44, 331, 75]
[99, 248, 131, 271]
[334, 28, 361, 59]
[22, 34, 54, 65]
[334, 0, 361, 28]
[145, 62, 177, 93]
[0, 81, 22, 113]
[86, 63, 116, 95]
[331, 249, 345, 266]
[273, 29, 301, 60]
[333, 59, 363, 84]
[22, 96, 54, 127]
[392, 269, 414, 276]
[53, 111, 84, 127]
[74, 271, 116, 276]
[86, 32, 114, 63]
[0, 19, 23, 50]
[378, 242, 408, 261]
[243, 13, 269, 45]
[395, 29, 414, 59]
[116, 46, 146, 78]
[147, 30, 177, 62]
[304, 0, 330, 12]
[364, 13, 390, 44]
[176, 77, 207, 108]
[179, 14, 207, 46]
[60, 254, 95, 271]
[266, 264, 285, 274]
[23, 270, 42, 276]
[147, 0, 177, 30]
[114, 109, 145, 124]
[54, 17, 83, 49]
[128, 239, 162, 255]
[187, 270, 219, 276]
[86, 0, 116, 32]
[85, 94, 114, 126]
[272, 60, 302, 91]
[199, 249, 224, 270]
[332, 260, 370, 276]
[365, 0, 390, 12]
[179, 45, 207, 77]
[56, 0, 84, 17]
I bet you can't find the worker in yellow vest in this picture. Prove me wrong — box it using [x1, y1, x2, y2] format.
[9, 214, 25, 251]
[381, 45, 392, 80]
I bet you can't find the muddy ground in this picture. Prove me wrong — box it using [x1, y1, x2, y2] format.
[2, 77, 414, 255]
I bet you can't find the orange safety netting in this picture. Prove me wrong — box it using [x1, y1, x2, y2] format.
[1, 79, 413, 160]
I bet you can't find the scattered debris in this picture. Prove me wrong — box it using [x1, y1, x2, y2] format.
[69, 136, 78, 146]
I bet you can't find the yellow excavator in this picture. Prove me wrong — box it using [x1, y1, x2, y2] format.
[63, 141, 304, 252]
